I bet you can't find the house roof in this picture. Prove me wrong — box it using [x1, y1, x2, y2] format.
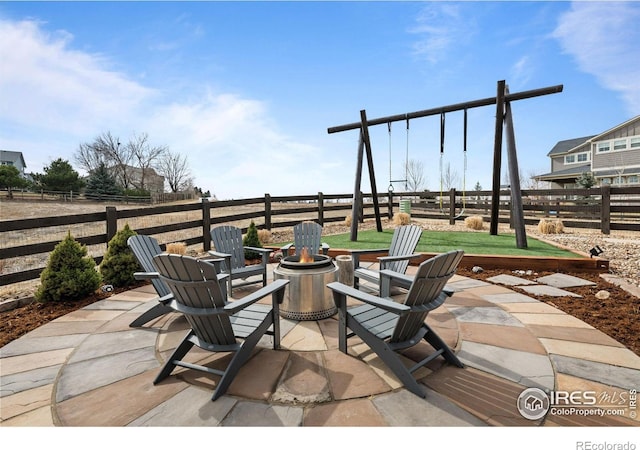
[535, 164, 591, 181]
[593, 167, 640, 177]
[0, 150, 26, 168]
[547, 136, 595, 156]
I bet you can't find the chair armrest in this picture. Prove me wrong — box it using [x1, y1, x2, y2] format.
[349, 248, 390, 268]
[321, 243, 330, 255]
[377, 253, 421, 263]
[379, 269, 414, 297]
[327, 281, 410, 315]
[280, 243, 294, 254]
[224, 279, 289, 315]
[208, 250, 231, 259]
[134, 271, 159, 281]
[349, 248, 390, 255]
[244, 246, 271, 254]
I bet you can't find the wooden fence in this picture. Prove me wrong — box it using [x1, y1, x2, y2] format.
[1, 186, 638, 287]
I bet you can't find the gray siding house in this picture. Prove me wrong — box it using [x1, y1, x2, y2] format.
[535, 115, 640, 188]
[0, 150, 27, 175]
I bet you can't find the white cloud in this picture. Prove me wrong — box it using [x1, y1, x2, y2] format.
[0, 18, 341, 198]
[408, 3, 470, 64]
[0, 19, 155, 135]
[553, 2, 640, 114]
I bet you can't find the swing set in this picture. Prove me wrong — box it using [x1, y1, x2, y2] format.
[328, 80, 563, 247]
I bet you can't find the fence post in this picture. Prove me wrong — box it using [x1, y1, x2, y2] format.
[106, 206, 117, 243]
[449, 188, 456, 225]
[318, 192, 324, 226]
[202, 198, 211, 251]
[600, 185, 611, 235]
[264, 193, 272, 230]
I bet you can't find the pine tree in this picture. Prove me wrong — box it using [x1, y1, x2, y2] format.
[35, 232, 101, 302]
[99, 224, 141, 287]
[85, 163, 123, 200]
[242, 221, 262, 260]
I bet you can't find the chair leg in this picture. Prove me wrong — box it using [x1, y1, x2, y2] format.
[154, 331, 195, 384]
[129, 302, 173, 328]
[211, 315, 273, 401]
[423, 324, 464, 368]
[347, 316, 426, 398]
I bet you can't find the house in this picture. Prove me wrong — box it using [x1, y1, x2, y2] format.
[126, 165, 165, 194]
[534, 115, 640, 188]
[0, 150, 27, 175]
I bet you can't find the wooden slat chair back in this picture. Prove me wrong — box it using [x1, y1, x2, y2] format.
[352, 224, 423, 289]
[327, 249, 465, 398]
[391, 249, 465, 343]
[127, 235, 174, 327]
[209, 225, 270, 295]
[386, 224, 423, 274]
[151, 253, 288, 401]
[281, 222, 330, 257]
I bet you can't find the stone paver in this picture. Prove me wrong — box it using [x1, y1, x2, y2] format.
[520, 285, 582, 297]
[458, 341, 555, 390]
[448, 306, 524, 327]
[2, 269, 638, 427]
[486, 274, 537, 286]
[536, 273, 597, 288]
[551, 355, 640, 391]
[372, 388, 486, 426]
[221, 400, 304, 426]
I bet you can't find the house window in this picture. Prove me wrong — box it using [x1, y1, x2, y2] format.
[565, 155, 575, 164]
[631, 137, 640, 149]
[601, 177, 612, 184]
[597, 142, 610, 153]
[577, 153, 589, 162]
[628, 175, 639, 184]
[614, 139, 627, 150]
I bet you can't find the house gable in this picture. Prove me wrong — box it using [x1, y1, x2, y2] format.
[0, 150, 27, 175]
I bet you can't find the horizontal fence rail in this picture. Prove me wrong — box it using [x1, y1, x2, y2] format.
[1, 186, 639, 287]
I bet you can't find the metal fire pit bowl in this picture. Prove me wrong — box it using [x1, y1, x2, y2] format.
[273, 254, 338, 320]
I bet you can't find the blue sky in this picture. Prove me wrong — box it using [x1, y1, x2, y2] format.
[1, 1, 639, 200]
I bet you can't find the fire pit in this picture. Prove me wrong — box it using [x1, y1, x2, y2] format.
[273, 248, 338, 320]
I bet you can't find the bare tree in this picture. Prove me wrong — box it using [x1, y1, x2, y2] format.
[74, 131, 134, 189]
[158, 150, 193, 193]
[441, 162, 460, 190]
[405, 159, 427, 192]
[127, 132, 167, 191]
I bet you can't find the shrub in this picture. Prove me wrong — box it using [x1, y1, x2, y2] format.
[393, 212, 410, 226]
[257, 229, 272, 244]
[166, 242, 187, 255]
[99, 224, 141, 287]
[35, 232, 101, 303]
[464, 215, 484, 230]
[538, 219, 565, 234]
[243, 221, 263, 260]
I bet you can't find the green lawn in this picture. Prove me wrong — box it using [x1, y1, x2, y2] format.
[313, 229, 582, 258]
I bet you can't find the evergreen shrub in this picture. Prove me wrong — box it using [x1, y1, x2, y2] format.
[99, 224, 141, 287]
[243, 221, 263, 260]
[35, 232, 101, 303]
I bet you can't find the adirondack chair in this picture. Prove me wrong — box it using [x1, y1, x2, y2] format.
[127, 235, 174, 328]
[327, 249, 465, 398]
[149, 254, 288, 401]
[209, 225, 271, 296]
[351, 224, 423, 290]
[280, 222, 330, 257]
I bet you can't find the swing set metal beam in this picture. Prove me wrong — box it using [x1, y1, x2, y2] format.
[327, 84, 563, 134]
